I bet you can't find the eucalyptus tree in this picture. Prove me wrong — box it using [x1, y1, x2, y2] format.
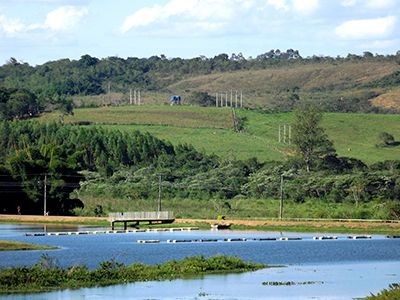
[292, 103, 335, 172]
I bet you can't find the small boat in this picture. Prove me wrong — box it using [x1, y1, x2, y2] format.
[211, 223, 232, 230]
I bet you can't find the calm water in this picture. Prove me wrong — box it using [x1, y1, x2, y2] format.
[1, 224, 400, 299]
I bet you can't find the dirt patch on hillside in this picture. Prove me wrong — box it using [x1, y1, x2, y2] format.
[371, 89, 400, 110]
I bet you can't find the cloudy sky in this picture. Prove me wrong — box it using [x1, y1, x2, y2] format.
[0, 0, 399, 65]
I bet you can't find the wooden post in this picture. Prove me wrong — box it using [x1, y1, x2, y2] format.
[216, 92, 218, 107]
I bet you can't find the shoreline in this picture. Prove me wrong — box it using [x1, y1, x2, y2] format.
[1, 214, 400, 234]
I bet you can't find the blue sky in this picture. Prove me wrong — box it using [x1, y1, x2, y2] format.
[0, 0, 399, 65]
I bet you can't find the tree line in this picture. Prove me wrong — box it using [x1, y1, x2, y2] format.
[1, 50, 400, 98]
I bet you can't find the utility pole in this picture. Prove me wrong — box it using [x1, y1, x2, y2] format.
[43, 174, 47, 216]
[108, 82, 111, 104]
[235, 90, 238, 108]
[283, 124, 287, 144]
[279, 174, 284, 220]
[278, 125, 281, 143]
[157, 174, 162, 213]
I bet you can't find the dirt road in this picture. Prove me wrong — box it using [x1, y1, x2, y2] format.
[2, 214, 399, 232]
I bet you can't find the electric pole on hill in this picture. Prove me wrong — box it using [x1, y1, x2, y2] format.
[43, 174, 47, 216]
[157, 174, 162, 213]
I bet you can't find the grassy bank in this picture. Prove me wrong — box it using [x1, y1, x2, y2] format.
[75, 196, 399, 222]
[0, 240, 56, 251]
[0, 255, 264, 294]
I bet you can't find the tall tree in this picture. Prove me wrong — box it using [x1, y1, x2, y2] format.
[292, 103, 335, 172]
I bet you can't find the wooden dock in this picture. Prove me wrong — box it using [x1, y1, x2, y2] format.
[108, 211, 175, 230]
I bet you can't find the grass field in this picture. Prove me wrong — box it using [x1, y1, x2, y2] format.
[41, 105, 399, 164]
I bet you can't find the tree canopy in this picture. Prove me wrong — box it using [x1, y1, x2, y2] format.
[292, 103, 335, 172]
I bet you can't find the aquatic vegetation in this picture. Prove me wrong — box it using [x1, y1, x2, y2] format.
[0, 255, 265, 294]
[366, 283, 400, 299]
[0, 240, 56, 251]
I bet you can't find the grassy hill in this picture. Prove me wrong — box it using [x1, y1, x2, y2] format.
[167, 60, 400, 109]
[71, 60, 400, 111]
[41, 105, 400, 164]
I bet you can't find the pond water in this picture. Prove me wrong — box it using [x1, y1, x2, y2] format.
[0, 224, 399, 299]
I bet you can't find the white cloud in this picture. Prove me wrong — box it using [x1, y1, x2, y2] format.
[0, 15, 26, 35]
[335, 16, 396, 40]
[0, 5, 87, 36]
[341, 0, 357, 7]
[120, 0, 252, 34]
[121, 0, 320, 35]
[266, 0, 319, 14]
[292, 0, 319, 15]
[365, 0, 395, 9]
[341, 0, 394, 9]
[267, 0, 289, 11]
[44, 6, 88, 31]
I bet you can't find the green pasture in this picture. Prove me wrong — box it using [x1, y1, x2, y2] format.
[41, 105, 399, 164]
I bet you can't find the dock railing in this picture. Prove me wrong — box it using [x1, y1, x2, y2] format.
[108, 211, 175, 229]
[109, 211, 174, 222]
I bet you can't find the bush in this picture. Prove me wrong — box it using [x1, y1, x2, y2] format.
[188, 91, 215, 107]
[377, 132, 396, 147]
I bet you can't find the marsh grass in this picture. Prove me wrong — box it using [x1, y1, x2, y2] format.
[0, 255, 264, 294]
[0, 240, 56, 251]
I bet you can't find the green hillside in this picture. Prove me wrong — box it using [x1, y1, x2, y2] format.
[41, 105, 400, 164]
[67, 60, 400, 112]
[167, 61, 400, 110]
